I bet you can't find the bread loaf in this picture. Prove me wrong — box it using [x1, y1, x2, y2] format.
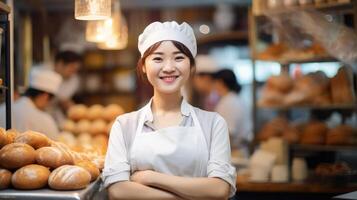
[76, 161, 100, 181]
[266, 74, 293, 93]
[68, 104, 88, 121]
[87, 104, 104, 120]
[91, 157, 105, 171]
[6, 129, 19, 143]
[15, 130, 51, 149]
[0, 143, 36, 169]
[48, 165, 91, 190]
[62, 120, 76, 133]
[36, 146, 74, 169]
[75, 119, 91, 135]
[0, 128, 11, 149]
[12, 164, 50, 189]
[90, 119, 107, 135]
[102, 104, 124, 121]
[326, 125, 353, 145]
[0, 168, 12, 189]
[300, 121, 328, 145]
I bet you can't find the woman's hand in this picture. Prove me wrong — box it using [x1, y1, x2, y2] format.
[130, 170, 157, 186]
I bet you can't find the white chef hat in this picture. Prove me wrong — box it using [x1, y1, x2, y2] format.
[29, 67, 63, 95]
[138, 21, 197, 58]
[195, 54, 220, 74]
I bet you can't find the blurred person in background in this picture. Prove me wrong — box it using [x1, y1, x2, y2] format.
[213, 69, 253, 158]
[192, 55, 220, 111]
[0, 67, 62, 139]
[50, 50, 82, 125]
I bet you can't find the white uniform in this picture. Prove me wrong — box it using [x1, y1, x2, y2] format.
[50, 75, 80, 125]
[102, 99, 237, 197]
[0, 97, 59, 139]
[215, 92, 252, 157]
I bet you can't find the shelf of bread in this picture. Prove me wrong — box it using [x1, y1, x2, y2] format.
[254, 43, 336, 65]
[257, 117, 356, 147]
[0, 128, 104, 191]
[258, 66, 356, 109]
[253, 0, 354, 17]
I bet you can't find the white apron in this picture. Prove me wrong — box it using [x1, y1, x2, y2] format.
[130, 105, 209, 177]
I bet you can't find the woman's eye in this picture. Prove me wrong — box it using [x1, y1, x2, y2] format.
[175, 56, 184, 61]
[153, 57, 163, 62]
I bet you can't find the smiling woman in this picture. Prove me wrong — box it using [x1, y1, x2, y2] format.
[102, 21, 237, 200]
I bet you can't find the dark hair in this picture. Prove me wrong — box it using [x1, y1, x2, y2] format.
[213, 69, 242, 94]
[55, 51, 82, 64]
[136, 41, 196, 81]
[24, 88, 54, 99]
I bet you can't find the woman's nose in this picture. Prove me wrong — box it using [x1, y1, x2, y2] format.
[162, 60, 175, 72]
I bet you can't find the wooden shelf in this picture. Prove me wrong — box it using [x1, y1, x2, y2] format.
[253, 55, 338, 65]
[258, 104, 357, 110]
[255, 1, 354, 17]
[197, 31, 248, 44]
[290, 144, 357, 152]
[237, 176, 357, 193]
[0, 2, 10, 14]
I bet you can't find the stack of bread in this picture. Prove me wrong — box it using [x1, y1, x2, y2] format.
[63, 104, 124, 136]
[257, 117, 355, 146]
[259, 67, 355, 107]
[0, 128, 103, 190]
[59, 104, 124, 154]
[257, 43, 328, 62]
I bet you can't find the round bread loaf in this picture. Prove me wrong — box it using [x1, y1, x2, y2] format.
[0, 143, 36, 169]
[87, 104, 104, 120]
[14, 130, 51, 149]
[76, 161, 100, 181]
[300, 121, 328, 145]
[75, 119, 91, 135]
[0, 128, 11, 149]
[90, 119, 107, 135]
[48, 165, 91, 190]
[91, 157, 105, 171]
[36, 146, 74, 169]
[266, 74, 293, 93]
[6, 129, 20, 143]
[68, 104, 88, 121]
[102, 104, 124, 121]
[326, 125, 353, 145]
[62, 120, 76, 133]
[0, 168, 12, 189]
[12, 164, 50, 189]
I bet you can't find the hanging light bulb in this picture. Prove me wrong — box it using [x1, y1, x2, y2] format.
[86, 18, 113, 42]
[96, 1, 128, 50]
[97, 14, 128, 50]
[75, 0, 111, 20]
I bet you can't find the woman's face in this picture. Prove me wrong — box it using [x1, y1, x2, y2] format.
[143, 41, 191, 94]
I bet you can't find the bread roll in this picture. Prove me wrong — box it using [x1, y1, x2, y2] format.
[258, 88, 284, 107]
[282, 126, 300, 144]
[76, 161, 100, 182]
[6, 129, 19, 143]
[266, 74, 293, 93]
[89, 119, 107, 135]
[330, 67, 354, 104]
[57, 132, 77, 148]
[87, 104, 104, 120]
[102, 104, 124, 121]
[75, 120, 91, 135]
[48, 165, 91, 190]
[300, 121, 328, 145]
[0, 128, 11, 149]
[68, 104, 88, 121]
[15, 130, 51, 149]
[12, 164, 50, 190]
[36, 146, 74, 169]
[326, 125, 354, 145]
[0, 168, 12, 189]
[0, 143, 36, 169]
[257, 117, 289, 141]
[91, 157, 105, 171]
[62, 120, 76, 133]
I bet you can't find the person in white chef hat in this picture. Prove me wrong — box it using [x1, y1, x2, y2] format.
[0, 67, 62, 139]
[103, 21, 237, 199]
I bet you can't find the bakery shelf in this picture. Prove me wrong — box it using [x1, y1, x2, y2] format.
[197, 30, 248, 44]
[254, 1, 354, 17]
[253, 55, 338, 65]
[258, 104, 357, 110]
[290, 144, 357, 152]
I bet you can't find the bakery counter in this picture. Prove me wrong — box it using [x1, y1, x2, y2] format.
[236, 175, 357, 200]
[236, 180, 357, 193]
[0, 179, 101, 200]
